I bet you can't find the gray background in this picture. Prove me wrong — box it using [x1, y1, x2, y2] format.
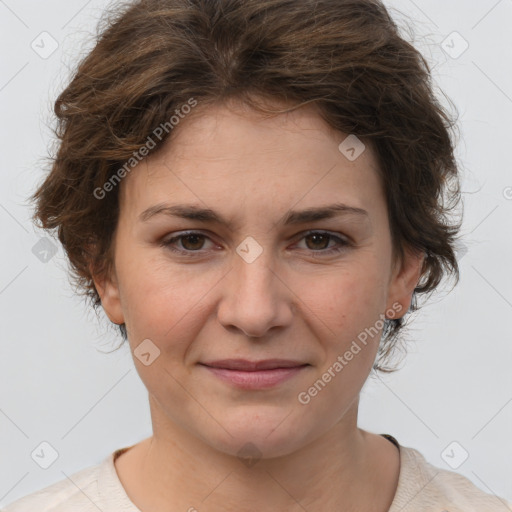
[1, 0, 511, 507]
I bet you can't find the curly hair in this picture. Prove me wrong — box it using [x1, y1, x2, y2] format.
[30, 0, 462, 372]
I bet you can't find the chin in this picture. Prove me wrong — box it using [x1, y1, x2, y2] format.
[200, 406, 313, 460]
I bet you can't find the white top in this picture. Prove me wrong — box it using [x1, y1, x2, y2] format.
[3, 436, 511, 511]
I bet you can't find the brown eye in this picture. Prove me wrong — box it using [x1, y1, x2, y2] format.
[304, 233, 331, 250]
[179, 234, 206, 251]
[295, 231, 350, 256]
[161, 231, 215, 255]
[161, 230, 350, 258]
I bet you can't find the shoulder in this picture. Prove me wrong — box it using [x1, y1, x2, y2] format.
[1, 463, 103, 512]
[390, 443, 512, 512]
[1, 448, 136, 512]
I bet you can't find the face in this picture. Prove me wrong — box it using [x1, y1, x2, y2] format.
[94, 99, 422, 459]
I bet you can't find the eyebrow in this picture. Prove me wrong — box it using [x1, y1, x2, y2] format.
[139, 202, 369, 227]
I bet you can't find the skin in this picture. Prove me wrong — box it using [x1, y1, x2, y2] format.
[93, 98, 424, 512]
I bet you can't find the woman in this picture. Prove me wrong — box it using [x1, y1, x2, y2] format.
[4, 0, 510, 510]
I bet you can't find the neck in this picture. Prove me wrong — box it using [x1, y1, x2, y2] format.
[115, 397, 400, 511]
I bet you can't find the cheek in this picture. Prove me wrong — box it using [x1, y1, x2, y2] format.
[295, 268, 387, 415]
[304, 260, 388, 336]
[117, 254, 216, 348]
[117, 237, 390, 354]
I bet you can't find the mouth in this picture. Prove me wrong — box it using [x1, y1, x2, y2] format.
[198, 359, 310, 389]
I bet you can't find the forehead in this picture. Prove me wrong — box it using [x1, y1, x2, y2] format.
[118, 100, 383, 223]
[153, 99, 362, 163]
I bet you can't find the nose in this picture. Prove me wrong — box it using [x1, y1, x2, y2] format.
[216, 247, 294, 339]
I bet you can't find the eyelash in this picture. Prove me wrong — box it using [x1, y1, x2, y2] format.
[160, 230, 351, 258]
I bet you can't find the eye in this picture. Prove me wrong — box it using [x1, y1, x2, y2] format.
[160, 231, 214, 255]
[161, 230, 351, 258]
[293, 231, 351, 256]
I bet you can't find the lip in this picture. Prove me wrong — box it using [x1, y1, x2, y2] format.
[202, 359, 307, 371]
[199, 359, 309, 389]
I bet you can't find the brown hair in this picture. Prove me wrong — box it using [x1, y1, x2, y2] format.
[30, 0, 462, 372]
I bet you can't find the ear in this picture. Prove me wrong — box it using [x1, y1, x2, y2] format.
[385, 246, 425, 319]
[90, 263, 125, 325]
